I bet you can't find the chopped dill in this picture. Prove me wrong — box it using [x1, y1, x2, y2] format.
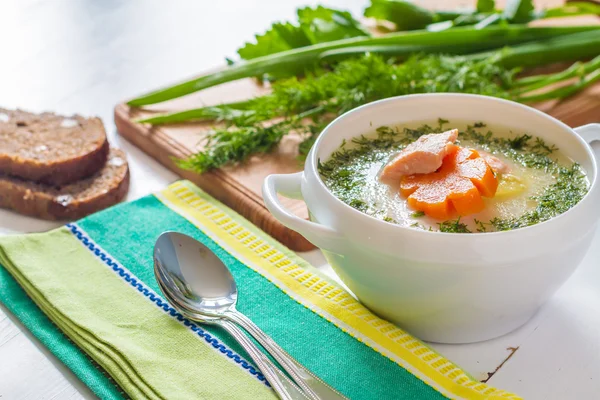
[505, 134, 532, 150]
[491, 164, 587, 231]
[530, 137, 558, 156]
[410, 222, 427, 230]
[474, 218, 490, 232]
[349, 199, 367, 211]
[318, 118, 589, 233]
[438, 218, 472, 233]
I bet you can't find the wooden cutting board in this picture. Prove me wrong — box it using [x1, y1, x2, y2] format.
[115, 8, 600, 252]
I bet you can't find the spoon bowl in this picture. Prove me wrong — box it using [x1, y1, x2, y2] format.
[154, 231, 236, 316]
[154, 267, 221, 324]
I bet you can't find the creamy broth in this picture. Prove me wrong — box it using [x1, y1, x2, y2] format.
[319, 120, 589, 233]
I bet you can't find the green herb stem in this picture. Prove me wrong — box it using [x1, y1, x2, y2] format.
[177, 106, 324, 172]
[513, 54, 600, 94]
[489, 30, 600, 69]
[136, 101, 255, 125]
[127, 25, 599, 106]
[136, 33, 600, 129]
[519, 67, 600, 103]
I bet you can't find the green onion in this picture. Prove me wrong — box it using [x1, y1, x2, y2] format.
[137, 32, 600, 127]
[514, 55, 600, 94]
[480, 30, 600, 68]
[127, 25, 600, 106]
[519, 68, 600, 103]
[136, 100, 254, 125]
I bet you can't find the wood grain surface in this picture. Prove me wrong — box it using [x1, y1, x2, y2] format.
[114, 78, 316, 251]
[115, 45, 600, 252]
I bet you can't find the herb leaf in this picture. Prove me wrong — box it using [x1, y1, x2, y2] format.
[503, 0, 535, 23]
[237, 22, 311, 61]
[298, 6, 369, 44]
[474, 218, 490, 232]
[438, 218, 472, 233]
[364, 0, 436, 31]
[506, 134, 531, 150]
[477, 0, 496, 13]
[237, 6, 368, 61]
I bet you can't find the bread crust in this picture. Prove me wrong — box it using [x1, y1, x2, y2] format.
[0, 149, 130, 220]
[0, 109, 109, 185]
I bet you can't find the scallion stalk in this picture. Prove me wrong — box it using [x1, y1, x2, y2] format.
[519, 68, 600, 103]
[127, 25, 600, 106]
[514, 55, 600, 94]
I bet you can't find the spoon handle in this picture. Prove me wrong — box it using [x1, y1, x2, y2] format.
[220, 320, 309, 400]
[227, 311, 347, 400]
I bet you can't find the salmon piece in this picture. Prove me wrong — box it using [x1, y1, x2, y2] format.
[480, 151, 510, 174]
[399, 146, 498, 220]
[380, 129, 459, 182]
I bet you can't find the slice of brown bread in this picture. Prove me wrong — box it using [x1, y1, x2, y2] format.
[0, 148, 129, 220]
[0, 108, 109, 185]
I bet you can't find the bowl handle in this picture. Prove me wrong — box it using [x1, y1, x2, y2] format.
[575, 124, 600, 145]
[263, 172, 343, 253]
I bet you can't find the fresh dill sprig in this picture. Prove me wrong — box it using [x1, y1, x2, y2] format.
[179, 53, 517, 172]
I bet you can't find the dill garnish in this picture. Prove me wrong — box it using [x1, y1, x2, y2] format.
[474, 219, 490, 232]
[491, 164, 587, 231]
[438, 218, 472, 233]
[318, 118, 589, 233]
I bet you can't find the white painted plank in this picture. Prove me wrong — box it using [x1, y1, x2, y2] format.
[0, 306, 94, 399]
[487, 228, 600, 400]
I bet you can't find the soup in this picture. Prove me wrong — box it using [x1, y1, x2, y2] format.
[318, 119, 589, 233]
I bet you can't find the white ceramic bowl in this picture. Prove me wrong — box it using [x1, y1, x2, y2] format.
[263, 94, 600, 344]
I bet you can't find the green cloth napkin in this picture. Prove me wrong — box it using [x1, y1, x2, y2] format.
[0, 180, 520, 400]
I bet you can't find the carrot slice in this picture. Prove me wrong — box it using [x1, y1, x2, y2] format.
[399, 146, 498, 219]
[458, 157, 498, 197]
[446, 176, 485, 216]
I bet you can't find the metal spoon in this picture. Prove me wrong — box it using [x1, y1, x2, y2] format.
[154, 266, 306, 400]
[153, 231, 346, 400]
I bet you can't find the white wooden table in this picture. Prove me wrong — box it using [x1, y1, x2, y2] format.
[0, 1, 599, 399]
